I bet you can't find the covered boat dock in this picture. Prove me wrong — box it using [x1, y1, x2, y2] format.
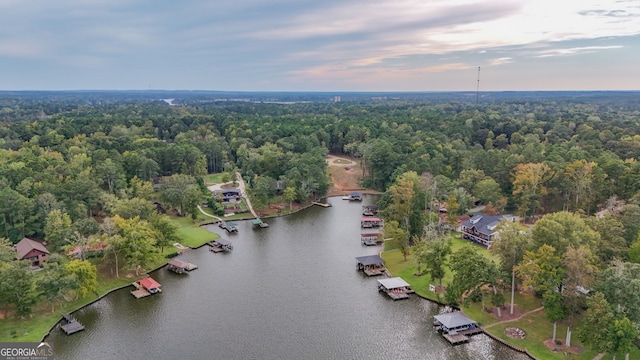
[131, 277, 162, 298]
[219, 221, 239, 233]
[361, 233, 382, 246]
[167, 258, 198, 273]
[252, 218, 269, 228]
[361, 217, 383, 228]
[377, 277, 414, 300]
[356, 255, 386, 276]
[433, 312, 482, 344]
[209, 238, 233, 253]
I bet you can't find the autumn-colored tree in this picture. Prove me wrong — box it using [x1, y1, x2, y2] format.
[511, 162, 552, 220]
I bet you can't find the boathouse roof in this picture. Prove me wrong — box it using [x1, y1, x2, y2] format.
[139, 277, 161, 290]
[356, 255, 385, 266]
[216, 238, 232, 246]
[434, 312, 476, 329]
[360, 217, 381, 222]
[377, 277, 410, 289]
[168, 258, 189, 269]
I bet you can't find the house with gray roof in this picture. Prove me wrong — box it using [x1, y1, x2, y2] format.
[460, 214, 516, 247]
[15, 237, 50, 267]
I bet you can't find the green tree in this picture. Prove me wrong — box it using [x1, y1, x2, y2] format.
[530, 211, 599, 258]
[0, 259, 38, 317]
[384, 220, 409, 261]
[511, 162, 552, 220]
[578, 292, 615, 354]
[44, 209, 73, 251]
[543, 291, 567, 343]
[160, 174, 196, 216]
[515, 244, 564, 295]
[416, 239, 451, 288]
[149, 214, 179, 254]
[65, 259, 98, 299]
[37, 256, 77, 312]
[113, 215, 159, 276]
[284, 186, 296, 210]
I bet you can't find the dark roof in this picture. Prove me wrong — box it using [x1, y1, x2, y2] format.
[356, 255, 385, 266]
[214, 188, 240, 195]
[15, 238, 50, 259]
[433, 312, 476, 329]
[168, 258, 189, 268]
[460, 214, 514, 236]
[215, 238, 232, 246]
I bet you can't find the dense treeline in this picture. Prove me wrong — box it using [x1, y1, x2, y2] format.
[2, 93, 640, 355]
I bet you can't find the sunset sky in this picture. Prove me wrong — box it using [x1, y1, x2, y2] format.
[1, 0, 639, 91]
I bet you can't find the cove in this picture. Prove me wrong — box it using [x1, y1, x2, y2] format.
[47, 195, 531, 360]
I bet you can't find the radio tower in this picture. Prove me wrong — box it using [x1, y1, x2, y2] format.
[476, 66, 481, 105]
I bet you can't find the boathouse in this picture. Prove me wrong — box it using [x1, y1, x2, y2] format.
[362, 205, 378, 216]
[219, 221, 239, 233]
[131, 277, 162, 298]
[210, 238, 233, 253]
[348, 191, 363, 201]
[433, 311, 482, 344]
[377, 277, 414, 300]
[356, 255, 386, 276]
[460, 214, 516, 247]
[361, 233, 382, 246]
[252, 218, 269, 228]
[167, 258, 198, 273]
[361, 217, 383, 228]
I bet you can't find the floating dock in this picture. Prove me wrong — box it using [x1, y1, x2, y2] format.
[60, 313, 84, 335]
[312, 201, 331, 208]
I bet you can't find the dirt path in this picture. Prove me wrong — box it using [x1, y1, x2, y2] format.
[482, 307, 544, 329]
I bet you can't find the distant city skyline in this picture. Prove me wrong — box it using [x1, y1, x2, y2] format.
[1, 0, 639, 91]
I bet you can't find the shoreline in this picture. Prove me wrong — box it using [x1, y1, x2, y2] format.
[38, 193, 535, 360]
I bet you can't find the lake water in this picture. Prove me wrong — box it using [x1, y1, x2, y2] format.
[47, 196, 530, 360]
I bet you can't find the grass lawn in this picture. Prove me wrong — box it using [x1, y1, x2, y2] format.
[204, 173, 225, 185]
[167, 214, 219, 248]
[0, 275, 132, 342]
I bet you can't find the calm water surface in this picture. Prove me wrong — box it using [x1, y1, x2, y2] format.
[48, 196, 530, 360]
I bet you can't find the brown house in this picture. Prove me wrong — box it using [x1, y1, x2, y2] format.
[15, 237, 50, 267]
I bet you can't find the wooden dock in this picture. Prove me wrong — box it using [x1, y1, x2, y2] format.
[131, 281, 152, 298]
[442, 328, 483, 345]
[312, 201, 331, 208]
[252, 218, 269, 228]
[61, 313, 85, 335]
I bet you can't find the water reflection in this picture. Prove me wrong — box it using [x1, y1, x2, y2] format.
[48, 196, 530, 360]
